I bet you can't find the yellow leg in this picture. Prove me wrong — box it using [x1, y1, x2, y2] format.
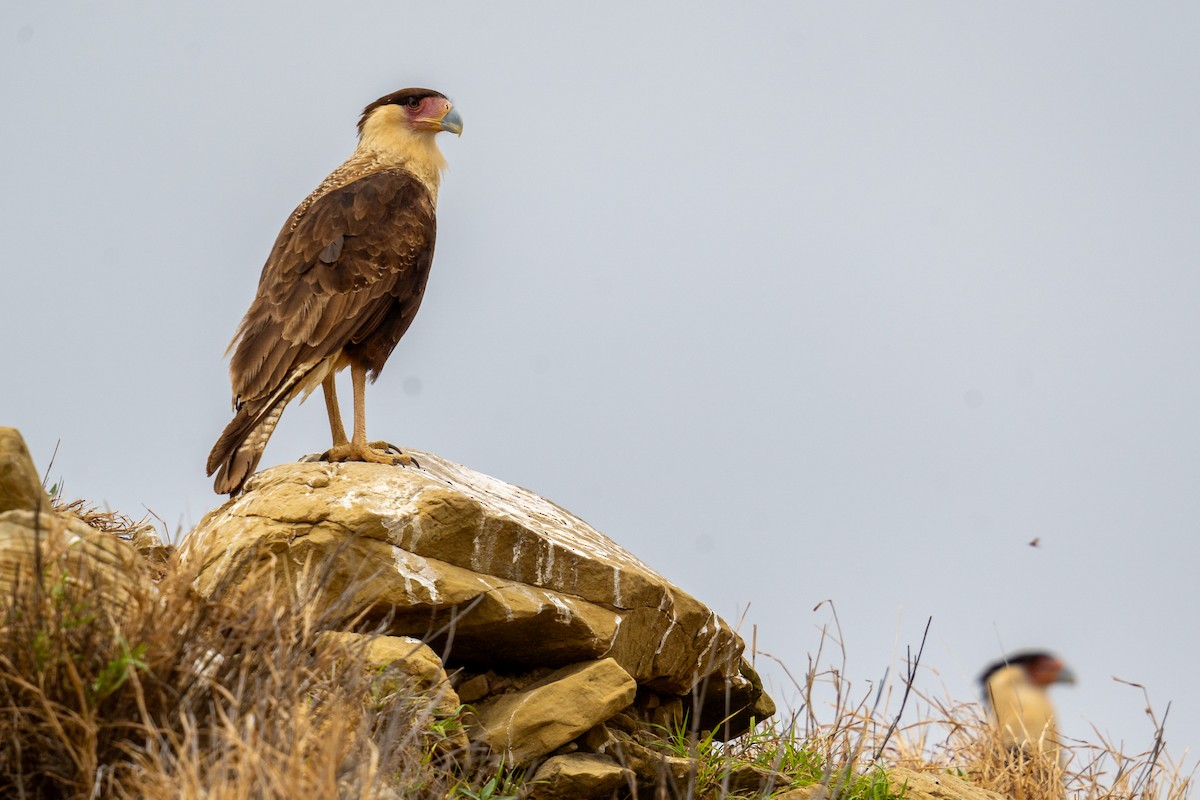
[350, 363, 370, 450]
[320, 364, 416, 467]
[322, 374, 349, 447]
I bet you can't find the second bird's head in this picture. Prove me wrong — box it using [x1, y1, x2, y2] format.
[357, 88, 464, 139]
[980, 650, 1077, 691]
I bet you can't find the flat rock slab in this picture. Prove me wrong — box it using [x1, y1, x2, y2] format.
[775, 786, 830, 800]
[886, 768, 1008, 800]
[528, 753, 632, 800]
[470, 658, 637, 766]
[602, 727, 698, 787]
[183, 454, 749, 696]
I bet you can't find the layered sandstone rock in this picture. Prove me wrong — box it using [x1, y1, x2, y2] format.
[471, 658, 637, 764]
[184, 453, 767, 698]
[885, 768, 1008, 800]
[182, 452, 774, 773]
[0, 427, 150, 611]
[0, 428, 54, 515]
[527, 752, 633, 800]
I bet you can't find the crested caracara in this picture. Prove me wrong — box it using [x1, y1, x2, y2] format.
[980, 650, 1076, 761]
[207, 88, 463, 495]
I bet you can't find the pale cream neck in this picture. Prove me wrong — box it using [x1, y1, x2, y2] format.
[356, 105, 446, 202]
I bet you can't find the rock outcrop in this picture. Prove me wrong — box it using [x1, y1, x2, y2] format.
[0, 428, 54, 516]
[528, 753, 633, 800]
[0, 427, 151, 612]
[316, 630, 471, 751]
[886, 768, 1008, 800]
[471, 658, 637, 764]
[182, 452, 775, 780]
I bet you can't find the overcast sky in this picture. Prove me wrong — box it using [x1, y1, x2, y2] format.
[3, 1, 1198, 772]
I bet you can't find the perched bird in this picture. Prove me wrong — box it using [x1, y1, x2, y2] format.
[980, 650, 1076, 760]
[207, 88, 463, 494]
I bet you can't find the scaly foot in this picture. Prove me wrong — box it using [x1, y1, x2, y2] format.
[320, 440, 417, 467]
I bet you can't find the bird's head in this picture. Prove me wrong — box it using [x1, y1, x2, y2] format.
[356, 88, 462, 193]
[1026, 653, 1076, 687]
[357, 88, 463, 139]
[979, 650, 1077, 692]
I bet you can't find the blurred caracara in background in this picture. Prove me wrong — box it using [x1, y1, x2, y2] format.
[980, 650, 1076, 762]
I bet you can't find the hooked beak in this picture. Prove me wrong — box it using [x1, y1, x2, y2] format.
[439, 106, 464, 136]
[413, 99, 464, 136]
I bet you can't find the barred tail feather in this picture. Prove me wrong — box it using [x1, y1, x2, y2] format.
[207, 399, 289, 495]
[207, 368, 312, 494]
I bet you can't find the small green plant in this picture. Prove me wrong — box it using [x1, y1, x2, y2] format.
[452, 772, 521, 800]
[650, 714, 726, 792]
[427, 703, 470, 741]
[642, 713, 906, 800]
[859, 767, 903, 800]
[89, 637, 148, 702]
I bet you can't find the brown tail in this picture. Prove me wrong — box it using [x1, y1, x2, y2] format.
[207, 397, 289, 495]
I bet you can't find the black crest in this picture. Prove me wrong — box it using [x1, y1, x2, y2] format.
[977, 650, 1057, 685]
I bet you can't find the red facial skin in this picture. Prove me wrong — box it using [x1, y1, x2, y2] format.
[1027, 656, 1066, 687]
[404, 96, 456, 132]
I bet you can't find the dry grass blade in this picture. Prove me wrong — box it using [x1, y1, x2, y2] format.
[0, 528, 479, 799]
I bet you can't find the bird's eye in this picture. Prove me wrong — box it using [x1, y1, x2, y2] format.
[405, 97, 421, 109]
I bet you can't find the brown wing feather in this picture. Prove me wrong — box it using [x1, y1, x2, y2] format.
[207, 168, 437, 494]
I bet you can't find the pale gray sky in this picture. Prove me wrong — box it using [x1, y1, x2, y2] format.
[4, 2, 1198, 769]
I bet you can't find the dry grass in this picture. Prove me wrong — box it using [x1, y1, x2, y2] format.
[864, 690, 1193, 800]
[1, 510, 1192, 799]
[748, 602, 1194, 800]
[50, 498, 145, 538]
[49, 492, 172, 578]
[0, 519, 481, 800]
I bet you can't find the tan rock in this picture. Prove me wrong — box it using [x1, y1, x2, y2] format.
[318, 631, 438, 674]
[0, 428, 152, 613]
[603, 728, 697, 788]
[470, 658, 637, 765]
[0, 508, 150, 613]
[696, 657, 778, 738]
[604, 711, 640, 734]
[886, 767, 1008, 800]
[528, 753, 632, 800]
[776, 785, 831, 800]
[0, 427, 52, 514]
[580, 723, 618, 754]
[722, 762, 790, 795]
[317, 631, 468, 749]
[127, 525, 172, 569]
[475, 667, 553, 697]
[182, 455, 753, 702]
[456, 673, 490, 703]
[636, 692, 685, 731]
[549, 741, 579, 756]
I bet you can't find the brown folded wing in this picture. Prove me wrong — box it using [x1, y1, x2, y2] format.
[207, 167, 436, 491]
